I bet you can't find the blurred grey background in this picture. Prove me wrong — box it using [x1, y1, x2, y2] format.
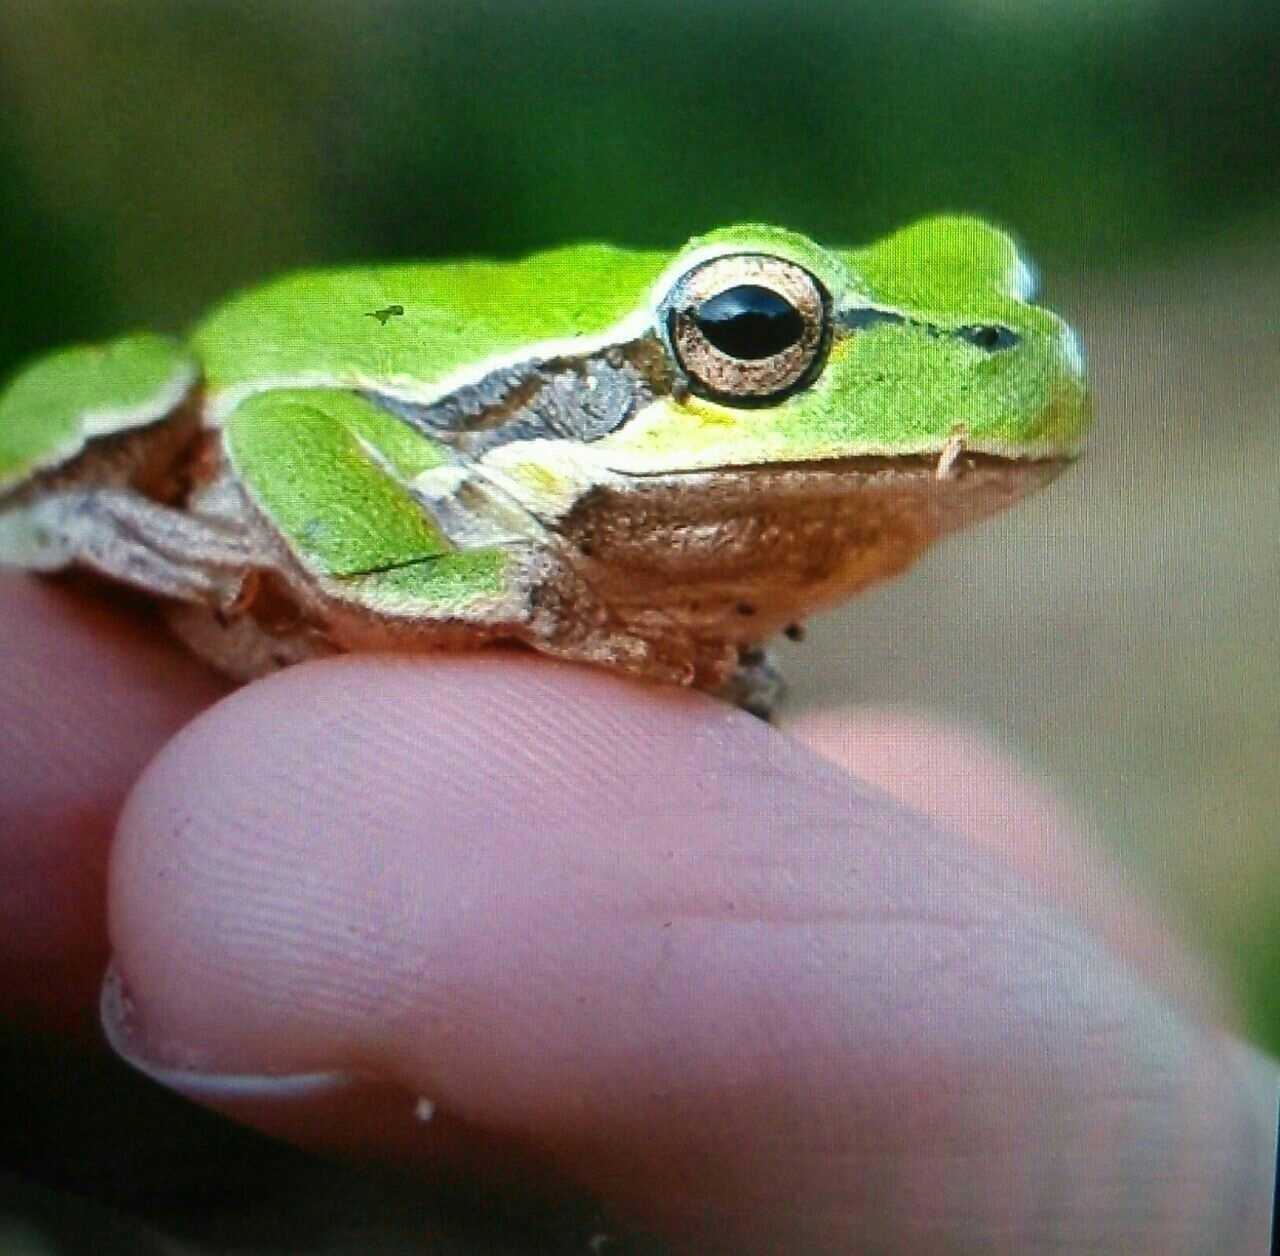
[1, 1, 1277, 1249]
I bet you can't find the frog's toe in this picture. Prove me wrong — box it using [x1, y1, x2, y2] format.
[710, 644, 785, 721]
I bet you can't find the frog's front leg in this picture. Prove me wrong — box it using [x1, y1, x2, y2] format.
[524, 585, 781, 718]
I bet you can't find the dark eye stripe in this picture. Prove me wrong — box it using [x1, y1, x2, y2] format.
[838, 307, 907, 332]
[838, 307, 1019, 352]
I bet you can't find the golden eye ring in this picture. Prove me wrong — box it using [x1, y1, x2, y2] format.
[663, 254, 830, 406]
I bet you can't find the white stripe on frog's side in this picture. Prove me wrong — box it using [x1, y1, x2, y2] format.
[410, 462, 471, 501]
[0, 359, 200, 497]
[201, 310, 655, 426]
[474, 438, 601, 524]
[81, 360, 200, 438]
[1060, 327, 1086, 379]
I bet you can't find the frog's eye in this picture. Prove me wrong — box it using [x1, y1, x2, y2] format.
[666, 255, 829, 405]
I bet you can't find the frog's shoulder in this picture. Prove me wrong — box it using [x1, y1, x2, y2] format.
[0, 333, 196, 494]
[191, 243, 674, 403]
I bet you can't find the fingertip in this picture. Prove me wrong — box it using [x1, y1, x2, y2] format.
[106, 653, 782, 1066]
[0, 574, 226, 1035]
[104, 658, 1261, 1251]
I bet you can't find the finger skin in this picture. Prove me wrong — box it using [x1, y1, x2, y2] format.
[105, 655, 1279, 1253]
[790, 707, 1235, 1027]
[0, 574, 225, 1034]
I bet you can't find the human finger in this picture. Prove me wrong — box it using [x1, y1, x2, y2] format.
[0, 573, 226, 1035]
[103, 655, 1278, 1252]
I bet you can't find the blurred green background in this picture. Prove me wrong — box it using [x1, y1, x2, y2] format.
[2, 0, 1278, 365]
[2, 1, 1278, 1249]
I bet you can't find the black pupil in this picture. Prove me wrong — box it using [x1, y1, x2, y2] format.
[693, 285, 804, 360]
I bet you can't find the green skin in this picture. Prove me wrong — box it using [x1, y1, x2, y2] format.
[0, 217, 1090, 711]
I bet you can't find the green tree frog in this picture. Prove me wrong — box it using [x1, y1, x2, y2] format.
[0, 218, 1089, 717]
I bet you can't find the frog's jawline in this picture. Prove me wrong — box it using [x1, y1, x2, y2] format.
[612, 452, 1069, 478]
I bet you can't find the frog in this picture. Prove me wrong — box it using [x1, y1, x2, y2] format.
[0, 217, 1090, 718]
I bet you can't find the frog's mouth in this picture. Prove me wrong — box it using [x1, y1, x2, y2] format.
[568, 452, 1069, 555]
[609, 450, 1071, 485]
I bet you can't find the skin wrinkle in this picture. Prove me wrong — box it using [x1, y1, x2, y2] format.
[120, 793, 401, 1045]
[117, 687, 630, 1044]
[132, 727, 952, 1049]
[177, 821, 425, 1033]
[445, 906, 1105, 1121]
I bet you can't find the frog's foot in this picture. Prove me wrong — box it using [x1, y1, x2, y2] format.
[708, 644, 785, 721]
[0, 486, 255, 608]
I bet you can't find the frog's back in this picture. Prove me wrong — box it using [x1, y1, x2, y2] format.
[0, 334, 196, 494]
[192, 243, 672, 409]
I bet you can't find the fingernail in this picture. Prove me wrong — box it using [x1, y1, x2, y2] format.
[99, 960, 362, 1101]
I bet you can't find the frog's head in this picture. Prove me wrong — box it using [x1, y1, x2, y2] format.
[472, 218, 1091, 639]
[586, 216, 1089, 474]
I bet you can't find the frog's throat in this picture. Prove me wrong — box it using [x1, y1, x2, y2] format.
[539, 454, 1068, 640]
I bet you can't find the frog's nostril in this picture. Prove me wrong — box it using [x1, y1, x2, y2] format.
[958, 324, 1019, 351]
